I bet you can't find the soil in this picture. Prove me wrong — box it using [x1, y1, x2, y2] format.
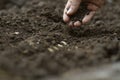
[0, 0, 120, 80]
[71, 3, 90, 22]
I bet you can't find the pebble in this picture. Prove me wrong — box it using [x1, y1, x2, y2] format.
[107, 0, 113, 3]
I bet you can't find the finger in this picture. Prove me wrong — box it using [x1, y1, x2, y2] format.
[63, 0, 71, 23]
[69, 21, 74, 27]
[82, 11, 95, 24]
[74, 21, 82, 27]
[65, 0, 71, 9]
[63, 13, 70, 23]
[87, 3, 99, 11]
[67, 0, 81, 15]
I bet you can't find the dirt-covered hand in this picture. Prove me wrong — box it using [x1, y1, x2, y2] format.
[63, 0, 105, 27]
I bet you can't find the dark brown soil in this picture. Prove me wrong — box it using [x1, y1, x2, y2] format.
[0, 0, 120, 80]
[71, 3, 90, 22]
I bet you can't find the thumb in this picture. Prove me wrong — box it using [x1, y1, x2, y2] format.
[67, 0, 81, 15]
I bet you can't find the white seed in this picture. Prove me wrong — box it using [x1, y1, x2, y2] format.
[14, 32, 20, 35]
[48, 48, 54, 53]
[61, 41, 67, 46]
[53, 46, 59, 50]
[75, 46, 78, 49]
[57, 44, 63, 48]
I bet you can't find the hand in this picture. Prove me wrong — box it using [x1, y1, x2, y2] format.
[63, 0, 105, 27]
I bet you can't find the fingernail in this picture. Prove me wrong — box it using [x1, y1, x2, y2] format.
[67, 8, 72, 14]
[86, 10, 91, 15]
[67, 7, 69, 11]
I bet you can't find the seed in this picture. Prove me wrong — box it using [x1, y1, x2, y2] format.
[57, 44, 63, 48]
[48, 48, 54, 53]
[14, 32, 19, 35]
[75, 46, 78, 49]
[53, 46, 59, 50]
[61, 41, 67, 46]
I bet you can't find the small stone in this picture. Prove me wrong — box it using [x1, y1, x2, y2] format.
[113, 33, 117, 36]
[36, 42, 40, 44]
[107, 0, 113, 3]
[68, 49, 71, 51]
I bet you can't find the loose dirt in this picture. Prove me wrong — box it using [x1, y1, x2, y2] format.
[0, 0, 120, 80]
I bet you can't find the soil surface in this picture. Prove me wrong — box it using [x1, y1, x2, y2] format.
[0, 0, 120, 80]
